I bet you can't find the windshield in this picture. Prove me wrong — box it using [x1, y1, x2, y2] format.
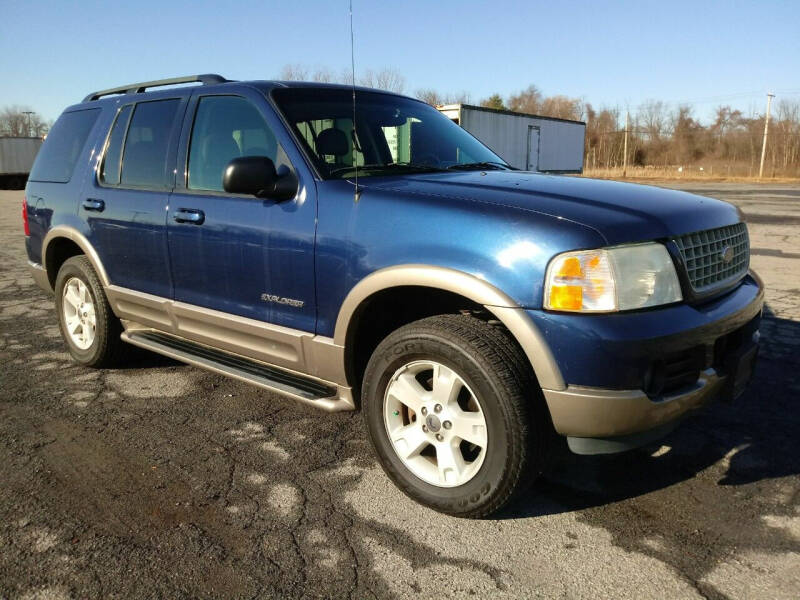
[271, 88, 508, 179]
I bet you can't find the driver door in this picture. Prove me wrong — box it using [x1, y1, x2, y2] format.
[166, 88, 317, 334]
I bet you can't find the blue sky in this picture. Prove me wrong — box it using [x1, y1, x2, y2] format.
[1, 0, 798, 123]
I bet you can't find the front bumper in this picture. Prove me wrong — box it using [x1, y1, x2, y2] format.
[544, 367, 727, 438]
[537, 272, 764, 452]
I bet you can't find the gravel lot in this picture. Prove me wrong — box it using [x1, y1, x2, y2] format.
[1, 184, 798, 599]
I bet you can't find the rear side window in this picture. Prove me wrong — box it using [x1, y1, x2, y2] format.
[28, 108, 100, 183]
[100, 105, 132, 185]
[119, 99, 180, 188]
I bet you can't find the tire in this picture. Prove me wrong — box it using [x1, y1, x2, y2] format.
[55, 255, 129, 368]
[362, 314, 550, 518]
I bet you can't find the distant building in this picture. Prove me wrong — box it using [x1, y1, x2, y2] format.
[438, 104, 585, 173]
[0, 137, 43, 189]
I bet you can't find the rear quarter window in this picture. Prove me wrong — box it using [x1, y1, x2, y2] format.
[28, 108, 100, 183]
[100, 105, 133, 185]
[119, 99, 180, 188]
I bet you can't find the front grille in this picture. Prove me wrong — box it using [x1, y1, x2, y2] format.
[673, 223, 749, 293]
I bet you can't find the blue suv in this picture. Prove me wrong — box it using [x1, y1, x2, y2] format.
[23, 75, 763, 517]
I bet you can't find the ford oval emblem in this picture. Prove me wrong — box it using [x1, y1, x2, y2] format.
[721, 246, 735, 264]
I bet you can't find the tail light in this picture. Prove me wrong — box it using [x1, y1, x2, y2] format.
[22, 197, 30, 236]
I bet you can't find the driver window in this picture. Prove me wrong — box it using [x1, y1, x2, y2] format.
[188, 95, 288, 191]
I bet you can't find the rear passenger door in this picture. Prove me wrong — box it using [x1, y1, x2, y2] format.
[167, 89, 317, 332]
[84, 96, 186, 297]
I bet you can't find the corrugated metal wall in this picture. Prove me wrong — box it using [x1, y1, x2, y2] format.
[460, 108, 529, 168]
[451, 106, 585, 172]
[0, 138, 43, 174]
[531, 118, 585, 172]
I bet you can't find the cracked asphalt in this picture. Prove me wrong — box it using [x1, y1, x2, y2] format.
[1, 184, 799, 599]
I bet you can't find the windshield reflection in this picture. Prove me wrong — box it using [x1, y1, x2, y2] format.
[272, 88, 509, 179]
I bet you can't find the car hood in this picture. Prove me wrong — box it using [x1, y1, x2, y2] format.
[361, 171, 741, 245]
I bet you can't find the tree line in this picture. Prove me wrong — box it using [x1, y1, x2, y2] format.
[0, 105, 51, 138]
[3, 66, 797, 177]
[578, 100, 800, 177]
[470, 85, 799, 177]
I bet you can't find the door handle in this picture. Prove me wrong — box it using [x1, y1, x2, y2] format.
[173, 208, 205, 225]
[82, 198, 105, 212]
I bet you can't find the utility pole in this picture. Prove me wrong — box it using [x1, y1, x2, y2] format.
[22, 111, 34, 137]
[759, 93, 775, 179]
[622, 111, 629, 177]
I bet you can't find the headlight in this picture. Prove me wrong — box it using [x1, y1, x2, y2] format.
[544, 243, 682, 312]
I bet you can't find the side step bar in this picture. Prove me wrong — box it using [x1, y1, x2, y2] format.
[122, 330, 354, 412]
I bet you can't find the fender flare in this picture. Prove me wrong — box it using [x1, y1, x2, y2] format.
[333, 264, 565, 391]
[42, 226, 110, 289]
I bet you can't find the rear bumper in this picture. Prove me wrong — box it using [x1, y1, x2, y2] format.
[27, 261, 52, 294]
[537, 272, 764, 451]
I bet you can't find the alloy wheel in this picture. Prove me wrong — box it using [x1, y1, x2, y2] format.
[62, 277, 96, 350]
[383, 360, 488, 487]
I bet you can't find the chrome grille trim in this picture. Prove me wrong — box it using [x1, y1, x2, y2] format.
[673, 223, 749, 292]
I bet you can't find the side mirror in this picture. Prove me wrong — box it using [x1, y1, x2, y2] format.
[222, 156, 298, 201]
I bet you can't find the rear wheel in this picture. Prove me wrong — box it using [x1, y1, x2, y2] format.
[55, 255, 129, 367]
[362, 314, 550, 518]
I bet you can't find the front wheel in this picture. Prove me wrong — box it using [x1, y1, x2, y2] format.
[362, 314, 549, 518]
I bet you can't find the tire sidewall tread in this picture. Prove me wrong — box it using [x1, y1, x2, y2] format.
[362, 314, 547, 518]
[54, 255, 128, 368]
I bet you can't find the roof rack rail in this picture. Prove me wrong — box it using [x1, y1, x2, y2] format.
[82, 74, 228, 102]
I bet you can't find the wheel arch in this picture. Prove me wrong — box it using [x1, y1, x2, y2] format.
[334, 265, 565, 393]
[42, 226, 110, 290]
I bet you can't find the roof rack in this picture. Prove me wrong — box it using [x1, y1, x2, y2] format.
[82, 74, 228, 102]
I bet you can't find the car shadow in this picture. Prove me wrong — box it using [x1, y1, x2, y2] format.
[500, 302, 800, 519]
[109, 346, 184, 370]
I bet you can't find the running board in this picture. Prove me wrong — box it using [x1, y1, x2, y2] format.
[121, 330, 354, 412]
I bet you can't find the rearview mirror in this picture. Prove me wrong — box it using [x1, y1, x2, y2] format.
[374, 109, 406, 127]
[223, 156, 298, 201]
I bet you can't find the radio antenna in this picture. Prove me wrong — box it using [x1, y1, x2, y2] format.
[349, 0, 360, 199]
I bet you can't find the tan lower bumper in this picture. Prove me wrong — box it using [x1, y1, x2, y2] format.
[542, 368, 725, 438]
[27, 261, 53, 294]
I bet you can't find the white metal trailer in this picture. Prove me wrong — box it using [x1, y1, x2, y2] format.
[0, 137, 43, 189]
[438, 104, 585, 173]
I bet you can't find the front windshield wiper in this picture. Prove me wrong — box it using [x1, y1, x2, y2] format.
[445, 161, 512, 171]
[328, 162, 446, 176]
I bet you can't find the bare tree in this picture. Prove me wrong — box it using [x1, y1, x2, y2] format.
[670, 105, 704, 163]
[311, 66, 336, 83]
[507, 84, 543, 114]
[279, 64, 309, 81]
[444, 91, 472, 104]
[0, 106, 50, 137]
[415, 88, 444, 106]
[637, 100, 668, 141]
[360, 68, 405, 93]
[415, 89, 472, 106]
[539, 95, 583, 120]
[584, 104, 622, 168]
[280, 63, 405, 91]
[775, 100, 800, 169]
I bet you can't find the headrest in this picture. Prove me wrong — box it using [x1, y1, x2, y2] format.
[316, 128, 349, 157]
